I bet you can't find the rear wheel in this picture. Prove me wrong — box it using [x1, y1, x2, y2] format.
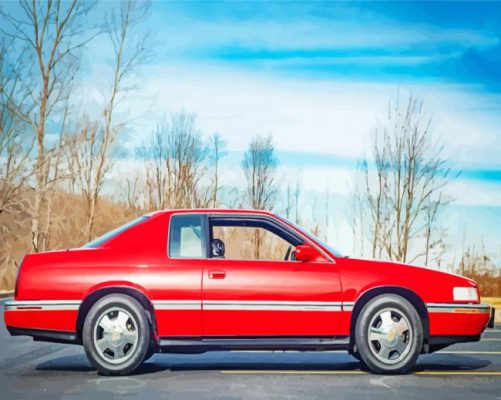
[355, 294, 423, 374]
[83, 294, 150, 375]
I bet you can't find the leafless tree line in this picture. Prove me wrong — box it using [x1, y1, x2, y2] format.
[0, 0, 150, 249]
[1, 2, 494, 293]
[142, 111, 209, 210]
[457, 245, 500, 297]
[352, 96, 456, 265]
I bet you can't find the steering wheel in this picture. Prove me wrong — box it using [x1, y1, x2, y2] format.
[284, 246, 292, 261]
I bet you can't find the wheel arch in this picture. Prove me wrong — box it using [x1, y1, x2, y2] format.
[349, 286, 429, 351]
[76, 285, 158, 342]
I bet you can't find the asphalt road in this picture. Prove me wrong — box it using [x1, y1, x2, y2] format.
[1, 299, 500, 400]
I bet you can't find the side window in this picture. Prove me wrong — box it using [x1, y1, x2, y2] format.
[212, 225, 293, 261]
[169, 215, 205, 258]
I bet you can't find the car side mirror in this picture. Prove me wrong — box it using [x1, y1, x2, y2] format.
[295, 243, 321, 262]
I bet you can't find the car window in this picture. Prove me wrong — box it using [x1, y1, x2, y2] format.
[169, 214, 205, 258]
[82, 216, 150, 248]
[279, 216, 344, 257]
[212, 225, 292, 261]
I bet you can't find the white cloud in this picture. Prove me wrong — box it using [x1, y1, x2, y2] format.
[81, 61, 501, 170]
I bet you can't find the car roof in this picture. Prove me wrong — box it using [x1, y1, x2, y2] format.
[147, 208, 277, 217]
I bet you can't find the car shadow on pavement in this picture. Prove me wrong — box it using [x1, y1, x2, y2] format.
[412, 353, 491, 372]
[36, 352, 491, 376]
[36, 354, 95, 373]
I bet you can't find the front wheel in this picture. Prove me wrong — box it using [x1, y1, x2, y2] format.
[355, 294, 423, 374]
[83, 294, 150, 375]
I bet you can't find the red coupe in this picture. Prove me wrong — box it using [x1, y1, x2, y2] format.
[4, 209, 494, 375]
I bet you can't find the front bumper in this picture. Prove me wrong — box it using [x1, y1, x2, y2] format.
[427, 303, 492, 336]
[426, 303, 491, 314]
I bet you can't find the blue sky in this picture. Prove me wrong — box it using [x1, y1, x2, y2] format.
[121, 1, 501, 170]
[76, 1, 501, 264]
[150, 1, 501, 90]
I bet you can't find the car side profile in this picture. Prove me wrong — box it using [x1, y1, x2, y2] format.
[4, 209, 495, 375]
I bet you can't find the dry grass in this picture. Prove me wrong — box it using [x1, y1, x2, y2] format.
[482, 297, 501, 323]
[0, 189, 138, 291]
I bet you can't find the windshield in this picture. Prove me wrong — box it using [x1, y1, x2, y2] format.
[83, 216, 150, 248]
[279, 216, 344, 258]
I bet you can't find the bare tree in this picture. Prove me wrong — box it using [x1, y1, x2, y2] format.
[284, 184, 293, 219]
[144, 122, 169, 210]
[349, 177, 366, 257]
[1, 0, 96, 251]
[0, 44, 34, 216]
[242, 135, 277, 211]
[324, 189, 330, 241]
[310, 196, 321, 237]
[423, 194, 448, 265]
[144, 111, 208, 210]
[121, 176, 144, 217]
[357, 96, 456, 264]
[241, 135, 277, 258]
[73, 0, 150, 241]
[294, 177, 301, 224]
[284, 175, 302, 224]
[209, 133, 227, 207]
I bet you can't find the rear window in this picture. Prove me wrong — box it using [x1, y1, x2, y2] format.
[83, 216, 150, 248]
[169, 214, 205, 258]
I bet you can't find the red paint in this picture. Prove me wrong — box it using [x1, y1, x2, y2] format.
[428, 313, 488, 336]
[5, 310, 78, 331]
[202, 258, 342, 336]
[5, 209, 490, 342]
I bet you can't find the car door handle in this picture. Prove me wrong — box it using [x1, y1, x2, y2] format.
[208, 270, 226, 279]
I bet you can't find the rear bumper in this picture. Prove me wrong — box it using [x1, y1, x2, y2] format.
[4, 299, 79, 332]
[7, 326, 78, 344]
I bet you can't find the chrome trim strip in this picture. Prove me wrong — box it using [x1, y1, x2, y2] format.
[152, 300, 344, 312]
[203, 301, 343, 306]
[152, 300, 202, 310]
[4, 300, 81, 311]
[426, 303, 491, 314]
[203, 301, 343, 311]
[342, 302, 355, 312]
[203, 304, 342, 311]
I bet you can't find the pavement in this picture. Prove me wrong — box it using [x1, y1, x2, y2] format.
[0, 298, 500, 400]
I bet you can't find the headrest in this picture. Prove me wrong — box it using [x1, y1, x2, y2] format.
[211, 238, 225, 258]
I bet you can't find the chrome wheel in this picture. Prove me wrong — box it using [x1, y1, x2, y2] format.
[367, 307, 412, 365]
[93, 307, 139, 365]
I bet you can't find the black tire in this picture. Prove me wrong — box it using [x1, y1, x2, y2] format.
[355, 294, 423, 374]
[83, 294, 150, 375]
[144, 342, 158, 362]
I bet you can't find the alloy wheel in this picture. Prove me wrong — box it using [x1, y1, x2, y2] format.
[367, 307, 413, 365]
[93, 307, 139, 365]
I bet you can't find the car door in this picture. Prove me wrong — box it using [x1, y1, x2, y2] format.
[154, 213, 206, 337]
[202, 214, 343, 337]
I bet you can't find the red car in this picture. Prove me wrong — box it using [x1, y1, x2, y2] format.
[4, 209, 494, 375]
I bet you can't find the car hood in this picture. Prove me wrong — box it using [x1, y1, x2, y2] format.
[348, 257, 476, 285]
